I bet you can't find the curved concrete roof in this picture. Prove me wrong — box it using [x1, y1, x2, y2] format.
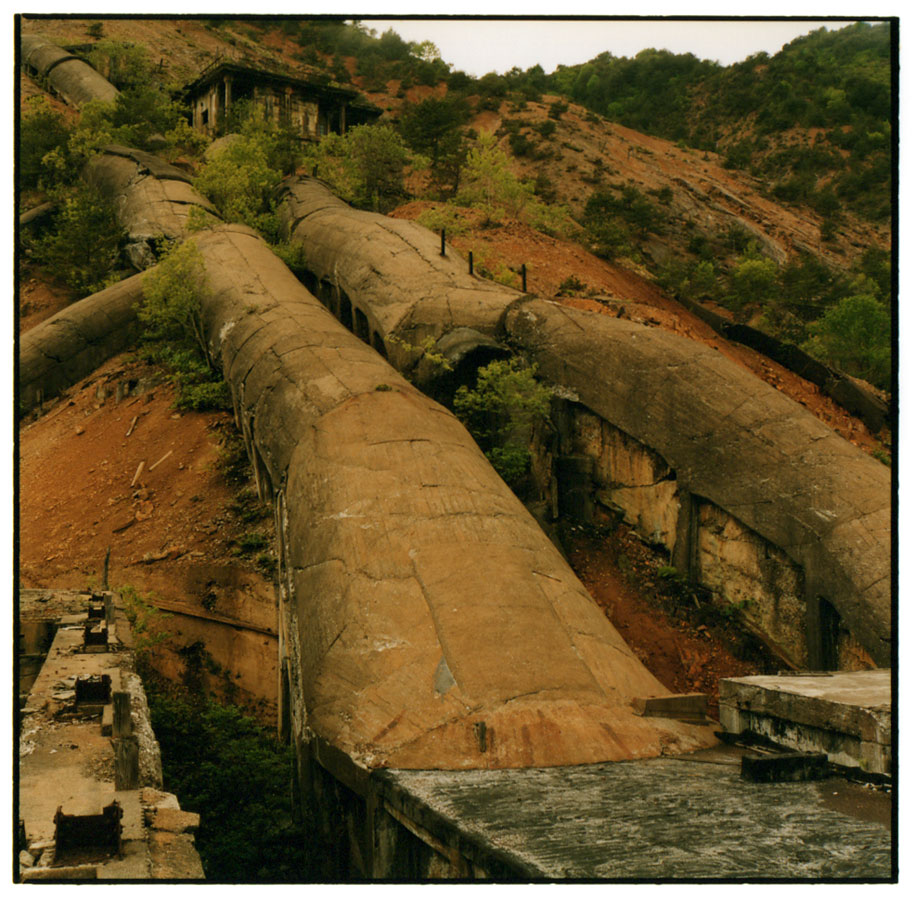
[195, 225, 719, 768]
[277, 177, 892, 667]
[21, 34, 119, 107]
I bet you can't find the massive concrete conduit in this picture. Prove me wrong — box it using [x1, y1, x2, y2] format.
[21, 33, 119, 108]
[277, 178, 891, 669]
[20, 219, 719, 770]
[195, 224, 718, 768]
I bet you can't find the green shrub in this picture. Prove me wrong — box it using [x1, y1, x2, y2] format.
[109, 84, 185, 150]
[19, 96, 71, 192]
[145, 682, 313, 880]
[193, 121, 284, 239]
[120, 585, 172, 661]
[140, 241, 230, 410]
[726, 254, 778, 311]
[453, 358, 551, 488]
[415, 204, 471, 237]
[454, 131, 571, 235]
[871, 447, 891, 466]
[30, 185, 125, 294]
[558, 275, 586, 295]
[803, 292, 891, 389]
[236, 531, 269, 555]
[305, 124, 410, 213]
[141, 241, 211, 361]
[535, 119, 557, 138]
[87, 40, 153, 90]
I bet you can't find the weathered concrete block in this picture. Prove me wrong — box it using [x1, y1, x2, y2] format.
[151, 809, 200, 834]
[632, 693, 708, 722]
[719, 670, 891, 774]
[148, 831, 205, 879]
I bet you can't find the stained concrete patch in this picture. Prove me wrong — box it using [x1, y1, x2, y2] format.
[378, 754, 891, 879]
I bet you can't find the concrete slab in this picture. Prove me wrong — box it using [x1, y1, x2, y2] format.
[377, 754, 892, 879]
[718, 670, 891, 774]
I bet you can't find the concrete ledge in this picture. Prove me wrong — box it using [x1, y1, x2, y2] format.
[151, 809, 200, 834]
[719, 670, 891, 775]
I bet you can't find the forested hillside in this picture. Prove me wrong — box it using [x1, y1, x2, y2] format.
[551, 22, 893, 223]
[19, 17, 894, 393]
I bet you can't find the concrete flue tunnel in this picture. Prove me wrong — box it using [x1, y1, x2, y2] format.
[17, 29, 893, 879]
[193, 223, 720, 770]
[21, 33, 120, 108]
[277, 175, 891, 670]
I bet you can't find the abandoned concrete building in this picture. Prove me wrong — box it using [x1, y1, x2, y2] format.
[183, 59, 381, 139]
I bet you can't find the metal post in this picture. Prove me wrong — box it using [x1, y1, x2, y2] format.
[521, 263, 527, 292]
[469, 251, 473, 276]
[440, 229, 446, 256]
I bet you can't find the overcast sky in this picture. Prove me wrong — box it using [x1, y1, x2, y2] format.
[355, 18, 864, 78]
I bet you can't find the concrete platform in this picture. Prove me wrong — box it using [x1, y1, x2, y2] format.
[376, 747, 891, 879]
[718, 670, 891, 775]
[17, 596, 204, 881]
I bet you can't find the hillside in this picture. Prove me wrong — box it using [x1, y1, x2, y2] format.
[17, 16, 892, 719]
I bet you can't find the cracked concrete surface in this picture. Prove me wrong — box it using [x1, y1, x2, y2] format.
[192, 224, 719, 769]
[277, 178, 888, 667]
